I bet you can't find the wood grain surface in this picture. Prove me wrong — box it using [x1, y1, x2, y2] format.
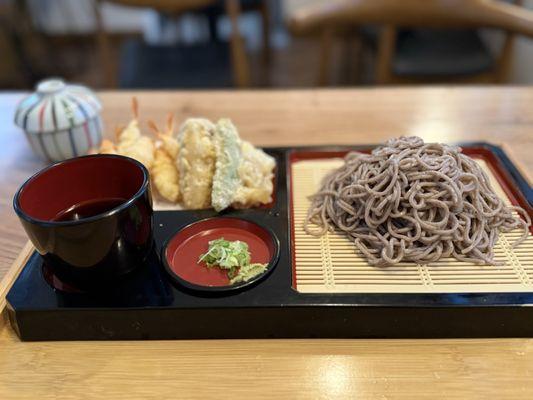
[0, 88, 532, 399]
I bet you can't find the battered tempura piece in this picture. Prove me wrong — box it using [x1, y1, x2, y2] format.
[99, 139, 117, 154]
[211, 119, 242, 212]
[232, 140, 276, 208]
[152, 149, 180, 202]
[177, 118, 216, 209]
[98, 107, 276, 211]
[148, 116, 180, 203]
[152, 114, 179, 159]
[115, 98, 155, 169]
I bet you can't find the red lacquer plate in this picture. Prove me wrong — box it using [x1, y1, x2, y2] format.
[162, 217, 280, 292]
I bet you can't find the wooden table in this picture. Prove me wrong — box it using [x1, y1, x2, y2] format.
[0, 88, 532, 399]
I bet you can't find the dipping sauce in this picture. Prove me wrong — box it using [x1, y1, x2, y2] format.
[53, 198, 126, 222]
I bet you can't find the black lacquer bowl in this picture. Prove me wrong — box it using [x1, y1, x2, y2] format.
[13, 154, 153, 289]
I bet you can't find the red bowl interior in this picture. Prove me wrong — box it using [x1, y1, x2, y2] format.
[164, 218, 277, 288]
[16, 155, 145, 221]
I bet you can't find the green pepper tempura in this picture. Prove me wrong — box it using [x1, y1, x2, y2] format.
[198, 238, 268, 284]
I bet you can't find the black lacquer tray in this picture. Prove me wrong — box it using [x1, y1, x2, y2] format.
[6, 144, 533, 341]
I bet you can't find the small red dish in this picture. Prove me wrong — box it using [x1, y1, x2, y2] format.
[162, 217, 280, 292]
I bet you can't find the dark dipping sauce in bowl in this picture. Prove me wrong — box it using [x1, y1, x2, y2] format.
[14, 155, 153, 290]
[53, 198, 127, 222]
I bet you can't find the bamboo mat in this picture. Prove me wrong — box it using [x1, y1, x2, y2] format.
[292, 158, 533, 293]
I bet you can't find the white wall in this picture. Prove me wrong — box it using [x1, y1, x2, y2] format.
[27, 0, 266, 47]
[509, 0, 533, 83]
[28, 0, 150, 33]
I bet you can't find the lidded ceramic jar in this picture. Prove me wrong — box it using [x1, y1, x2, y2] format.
[14, 78, 103, 162]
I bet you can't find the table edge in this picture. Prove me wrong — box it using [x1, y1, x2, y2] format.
[0, 241, 33, 313]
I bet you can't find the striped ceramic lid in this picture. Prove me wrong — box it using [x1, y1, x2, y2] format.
[14, 78, 102, 134]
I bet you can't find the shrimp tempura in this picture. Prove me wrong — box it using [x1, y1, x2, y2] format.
[149, 114, 179, 158]
[99, 139, 117, 155]
[148, 116, 180, 203]
[115, 97, 155, 168]
[117, 98, 141, 147]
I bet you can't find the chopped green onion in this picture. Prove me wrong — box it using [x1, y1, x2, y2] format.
[198, 238, 267, 284]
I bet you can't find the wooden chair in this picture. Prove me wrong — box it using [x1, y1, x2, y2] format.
[94, 0, 250, 88]
[0, 0, 66, 88]
[289, 0, 533, 85]
[201, 0, 271, 66]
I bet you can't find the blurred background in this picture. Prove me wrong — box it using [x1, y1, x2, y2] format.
[1, 0, 532, 90]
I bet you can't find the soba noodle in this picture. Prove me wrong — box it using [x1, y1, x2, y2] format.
[304, 136, 531, 266]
